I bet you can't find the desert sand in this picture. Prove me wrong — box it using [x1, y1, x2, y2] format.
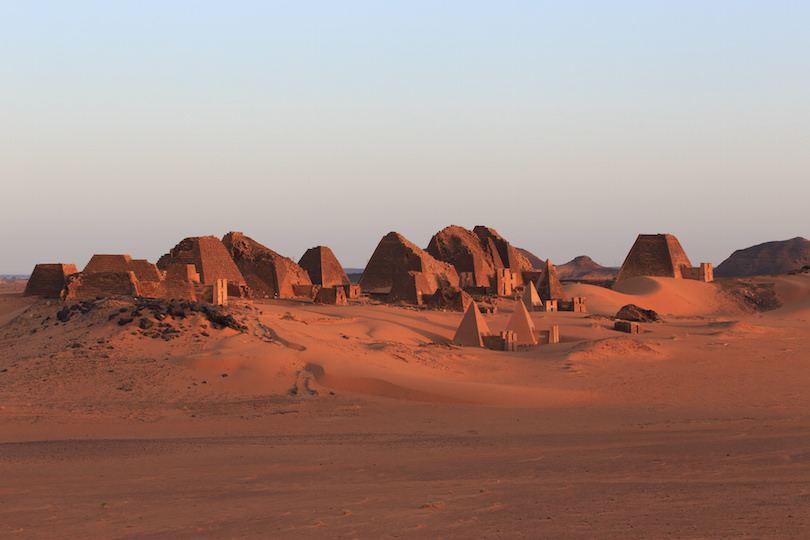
[2, 275, 810, 538]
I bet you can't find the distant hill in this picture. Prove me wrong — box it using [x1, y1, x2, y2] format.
[557, 256, 619, 281]
[715, 237, 810, 277]
[344, 268, 364, 285]
[516, 248, 544, 270]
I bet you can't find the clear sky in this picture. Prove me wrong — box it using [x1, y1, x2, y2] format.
[2, 1, 808, 274]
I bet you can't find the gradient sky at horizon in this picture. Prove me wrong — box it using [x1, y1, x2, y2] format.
[2, 1, 808, 274]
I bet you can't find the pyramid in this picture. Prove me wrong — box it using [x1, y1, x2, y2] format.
[359, 232, 459, 294]
[298, 246, 350, 288]
[522, 280, 542, 312]
[472, 226, 534, 273]
[615, 234, 693, 282]
[505, 300, 537, 345]
[388, 270, 431, 305]
[536, 259, 567, 302]
[452, 301, 491, 347]
[23, 263, 78, 298]
[222, 232, 310, 298]
[84, 254, 162, 282]
[426, 225, 498, 288]
[157, 236, 246, 286]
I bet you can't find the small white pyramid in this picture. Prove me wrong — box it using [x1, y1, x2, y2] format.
[506, 300, 537, 345]
[452, 301, 491, 347]
[522, 280, 542, 312]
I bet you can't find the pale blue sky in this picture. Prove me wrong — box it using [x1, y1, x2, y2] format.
[2, 1, 808, 273]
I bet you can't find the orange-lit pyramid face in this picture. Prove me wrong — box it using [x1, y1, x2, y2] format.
[505, 300, 537, 346]
[452, 301, 491, 347]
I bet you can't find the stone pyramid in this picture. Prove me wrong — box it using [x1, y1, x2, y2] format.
[222, 232, 310, 298]
[23, 263, 78, 298]
[388, 270, 431, 305]
[452, 301, 491, 347]
[157, 236, 246, 286]
[84, 254, 162, 282]
[536, 259, 567, 302]
[615, 234, 693, 282]
[298, 246, 350, 288]
[359, 231, 459, 294]
[426, 225, 498, 288]
[522, 280, 542, 312]
[505, 300, 537, 345]
[472, 226, 534, 273]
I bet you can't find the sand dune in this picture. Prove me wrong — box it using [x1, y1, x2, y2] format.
[2, 275, 810, 537]
[567, 276, 741, 317]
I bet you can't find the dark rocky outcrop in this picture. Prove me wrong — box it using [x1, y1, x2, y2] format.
[616, 304, 661, 322]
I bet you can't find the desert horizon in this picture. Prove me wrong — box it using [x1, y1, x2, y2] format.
[4, 2, 810, 537]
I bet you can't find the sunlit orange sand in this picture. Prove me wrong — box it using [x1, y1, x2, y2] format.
[2, 274, 810, 537]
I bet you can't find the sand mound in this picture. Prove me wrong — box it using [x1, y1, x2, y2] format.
[568, 336, 661, 360]
[705, 320, 763, 335]
[566, 277, 739, 317]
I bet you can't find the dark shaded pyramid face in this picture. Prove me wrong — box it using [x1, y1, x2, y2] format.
[23, 263, 78, 298]
[221, 232, 311, 298]
[536, 260, 567, 302]
[298, 246, 350, 288]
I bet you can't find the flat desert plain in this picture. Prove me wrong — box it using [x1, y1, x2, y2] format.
[2, 275, 810, 538]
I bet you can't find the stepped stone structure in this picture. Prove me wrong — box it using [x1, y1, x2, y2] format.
[453, 301, 491, 347]
[298, 246, 350, 288]
[84, 254, 162, 282]
[62, 271, 141, 301]
[535, 260, 568, 302]
[23, 264, 78, 298]
[616, 234, 692, 281]
[158, 236, 246, 287]
[615, 234, 712, 283]
[426, 225, 498, 288]
[164, 264, 200, 283]
[472, 226, 534, 275]
[359, 232, 459, 294]
[222, 232, 310, 298]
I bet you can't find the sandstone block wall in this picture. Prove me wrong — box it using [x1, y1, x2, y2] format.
[314, 286, 347, 305]
[681, 263, 714, 282]
[62, 271, 141, 301]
